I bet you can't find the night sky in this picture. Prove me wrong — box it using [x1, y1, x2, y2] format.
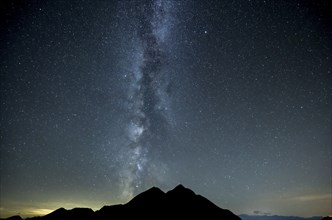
[1, 0, 331, 218]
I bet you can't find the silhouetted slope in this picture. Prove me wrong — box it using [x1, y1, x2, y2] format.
[240, 214, 324, 220]
[126, 186, 165, 207]
[0, 216, 23, 220]
[163, 184, 239, 219]
[9, 185, 241, 220]
[94, 204, 126, 220]
[26, 207, 94, 220]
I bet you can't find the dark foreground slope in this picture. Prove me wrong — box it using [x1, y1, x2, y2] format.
[9, 184, 241, 220]
[95, 184, 240, 219]
[240, 215, 326, 220]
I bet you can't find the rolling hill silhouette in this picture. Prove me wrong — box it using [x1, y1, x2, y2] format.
[4, 184, 241, 220]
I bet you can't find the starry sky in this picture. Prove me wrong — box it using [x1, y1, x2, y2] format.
[0, 0, 331, 218]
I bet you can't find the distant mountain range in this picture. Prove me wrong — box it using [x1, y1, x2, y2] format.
[1, 185, 330, 220]
[1, 184, 241, 220]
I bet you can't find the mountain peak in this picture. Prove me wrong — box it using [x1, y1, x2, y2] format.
[147, 186, 165, 194]
[134, 186, 164, 197]
[174, 184, 186, 190]
[126, 186, 165, 207]
[167, 184, 195, 197]
[47, 207, 66, 215]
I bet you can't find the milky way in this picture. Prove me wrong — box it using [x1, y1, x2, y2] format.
[118, 0, 174, 199]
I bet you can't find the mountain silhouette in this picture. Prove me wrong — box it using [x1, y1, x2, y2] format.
[95, 184, 241, 219]
[3, 184, 241, 220]
[30, 207, 95, 220]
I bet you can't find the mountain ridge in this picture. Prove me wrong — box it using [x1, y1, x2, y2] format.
[2, 184, 241, 220]
[2, 185, 329, 220]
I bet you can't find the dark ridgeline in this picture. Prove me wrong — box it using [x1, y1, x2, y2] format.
[1, 216, 23, 220]
[96, 184, 240, 219]
[2, 185, 241, 220]
[240, 215, 327, 220]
